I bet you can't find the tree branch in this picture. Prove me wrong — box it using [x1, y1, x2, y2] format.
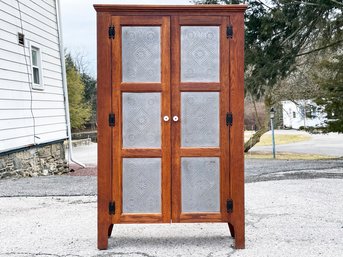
[296, 40, 343, 57]
[250, 92, 262, 128]
[280, 26, 303, 46]
[283, 1, 323, 7]
[257, 0, 273, 10]
[330, 0, 343, 7]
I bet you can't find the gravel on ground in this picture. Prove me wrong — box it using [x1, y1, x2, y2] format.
[0, 179, 342, 257]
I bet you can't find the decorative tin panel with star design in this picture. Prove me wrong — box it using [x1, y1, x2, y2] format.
[122, 158, 161, 213]
[122, 26, 161, 82]
[181, 26, 219, 82]
[181, 157, 220, 212]
[122, 93, 161, 148]
[181, 92, 219, 147]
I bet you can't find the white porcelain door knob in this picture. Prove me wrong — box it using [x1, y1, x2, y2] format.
[173, 116, 179, 122]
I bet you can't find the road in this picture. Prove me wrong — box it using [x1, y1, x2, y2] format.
[0, 159, 342, 197]
[250, 130, 343, 157]
[67, 131, 343, 168]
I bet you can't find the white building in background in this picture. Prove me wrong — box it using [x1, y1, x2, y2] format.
[0, 0, 70, 178]
[282, 100, 327, 129]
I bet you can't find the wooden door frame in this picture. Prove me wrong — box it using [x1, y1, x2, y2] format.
[111, 15, 171, 224]
[171, 16, 231, 223]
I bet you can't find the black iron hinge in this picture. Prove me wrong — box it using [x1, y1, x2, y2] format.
[109, 202, 115, 215]
[227, 199, 233, 213]
[108, 25, 115, 39]
[109, 113, 115, 127]
[226, 112, 233, 126]
[227, 25, 233, 39]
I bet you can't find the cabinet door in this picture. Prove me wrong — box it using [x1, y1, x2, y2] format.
[171, 16, 231, 222]
[111, 16, 171, 223]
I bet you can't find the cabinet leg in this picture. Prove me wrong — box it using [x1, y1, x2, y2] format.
[98, 223, 110, 250]
[234, 224, 245, 249]
[234, 229, 245, 249]
[228, 222, 245, 249]
[108, 224, 114, 238]
[228, 222, 235, 238]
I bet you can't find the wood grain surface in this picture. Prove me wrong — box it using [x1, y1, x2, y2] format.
[96, 5, 246, 250]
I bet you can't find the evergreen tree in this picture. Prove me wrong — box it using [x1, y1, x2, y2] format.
[65, 53, 91, 130]
[314, 54, 343, 133]
[81, 73, 97, 128]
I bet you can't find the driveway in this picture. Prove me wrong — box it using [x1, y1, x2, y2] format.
[0, 178, 342, 257]
[1, 139, 343, 256]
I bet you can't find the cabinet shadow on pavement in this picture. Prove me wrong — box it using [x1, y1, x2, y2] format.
[108, 235, 234, 249]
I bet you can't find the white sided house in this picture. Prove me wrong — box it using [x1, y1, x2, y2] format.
[282, 100, 327, 129]
[0, 0, 69, 178]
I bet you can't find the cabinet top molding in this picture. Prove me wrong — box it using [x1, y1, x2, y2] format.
[94, 4, 247, 13]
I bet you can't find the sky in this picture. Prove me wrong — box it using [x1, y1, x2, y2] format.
[60, 0, 192, 77]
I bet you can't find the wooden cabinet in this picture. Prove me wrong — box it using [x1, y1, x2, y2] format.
[95, 4, 246, 250]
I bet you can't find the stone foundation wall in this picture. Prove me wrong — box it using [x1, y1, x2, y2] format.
[0, 141, 68, 179]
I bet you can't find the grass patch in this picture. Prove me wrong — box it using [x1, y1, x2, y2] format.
[245, 151, 335, 160]
[244, 132, 311, 146]
[257, 134, 311, 146]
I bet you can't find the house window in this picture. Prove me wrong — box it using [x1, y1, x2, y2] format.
[293, 111, 296, 118]
[30, 45, 43, 90]
[18, 33, 25, 46]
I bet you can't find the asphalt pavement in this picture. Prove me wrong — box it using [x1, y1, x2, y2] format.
[0, 178, 342, 257]
[1, 131, 343, 257]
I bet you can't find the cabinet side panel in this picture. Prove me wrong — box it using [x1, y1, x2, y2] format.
[229, 12, 245, 249]
[97, 11, 112, 250]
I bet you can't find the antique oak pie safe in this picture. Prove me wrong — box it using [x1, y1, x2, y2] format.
[95, 4, 246, 249]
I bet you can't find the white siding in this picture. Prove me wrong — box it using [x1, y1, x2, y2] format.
[0, 0, 67, 153]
